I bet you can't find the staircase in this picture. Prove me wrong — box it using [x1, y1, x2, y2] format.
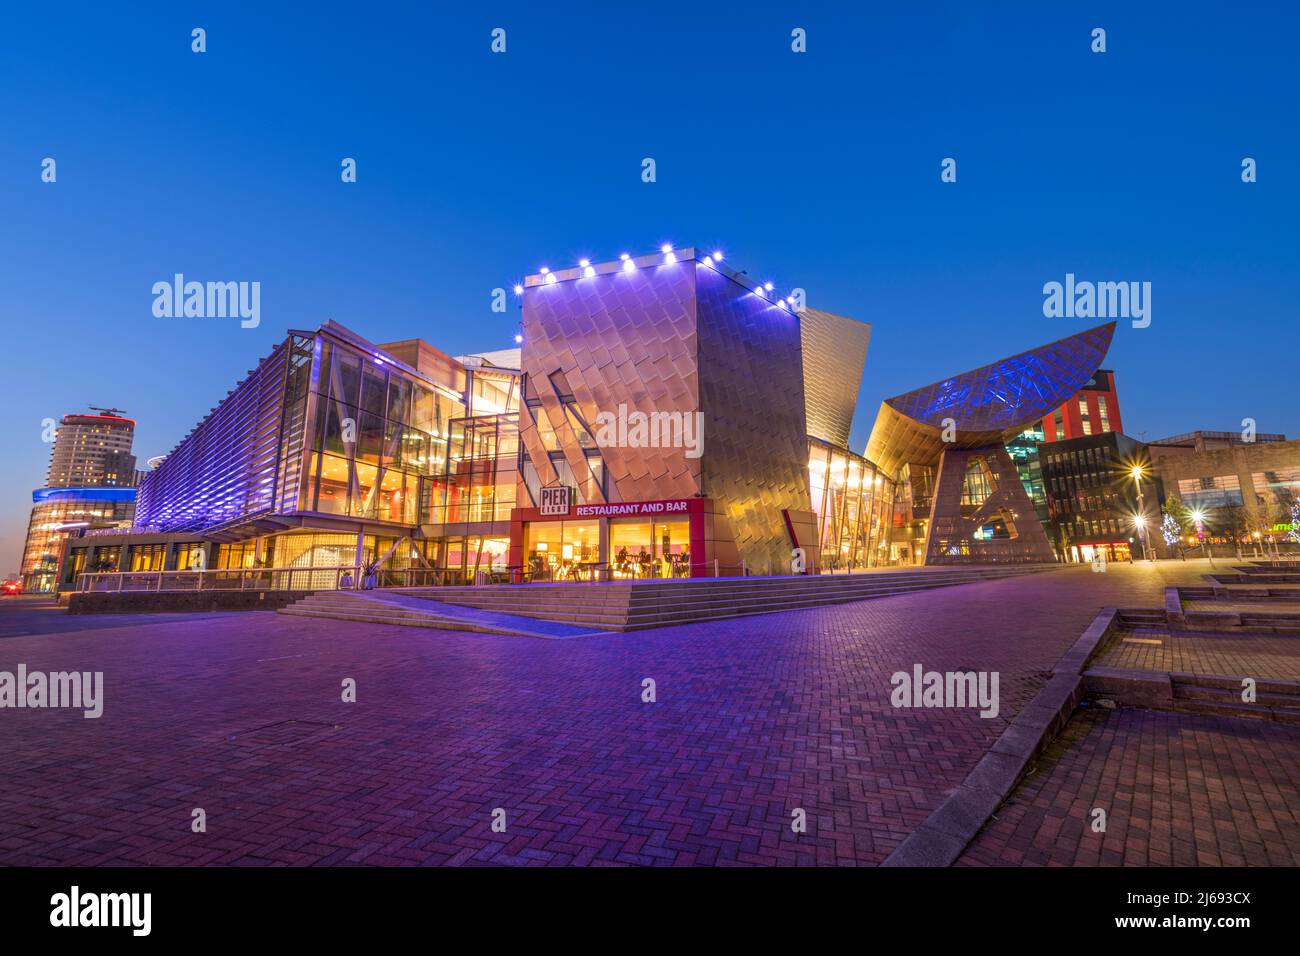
[390, 564, 1062, 631]
[1117, 608, 1167, 629]
[277, 591, 553, 637]
[1171, 674, 1300, 724]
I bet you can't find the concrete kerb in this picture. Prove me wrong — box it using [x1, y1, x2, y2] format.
[881, 607, 1121, 867]
[1165, 587, 1186, 629]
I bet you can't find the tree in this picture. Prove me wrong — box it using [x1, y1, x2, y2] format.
[1242, 494, 1284, 561]
[1223, 503, 1249, 557]
[1246, 494, 1284, 559]
[1161, 495, 1190, 557]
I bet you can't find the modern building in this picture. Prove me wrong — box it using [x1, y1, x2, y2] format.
[1038, 368, 1123, 442]
[509, 248, 874, 579]
[1147, 434, 1300, 555]
[60, 250, 885, 587]
[865, 323, 1117, 563]
[62, 320, 521, 590]
[1039, 431, 1157, 562]
[57, 249, 1139, 588]
[1147, 429, 1287, 456]
[19, 410, 140, 592]
[43, 411, 138, 487]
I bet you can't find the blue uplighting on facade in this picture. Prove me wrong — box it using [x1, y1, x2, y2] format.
[33, 487, 138, 504]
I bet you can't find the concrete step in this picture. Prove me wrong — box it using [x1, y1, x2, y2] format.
[1238, 615, 1300, 630]
[423, 568, 1035, 604]
[410, 576, 1025, 622]
[1169, 674, 1300, 722]
[1169, 698, 1300, 724]
[1118, 610, 1167, 627]
[370, 565, 1060, 631]
[279, 608, 485, 631]
[417, 566, 1047, 601]
[1174, 685, 1300, 708]
[286, 599, 448, 617]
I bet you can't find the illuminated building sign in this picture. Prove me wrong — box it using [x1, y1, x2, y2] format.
[539, 486, 571, 516]
[574, 500, 692, 518]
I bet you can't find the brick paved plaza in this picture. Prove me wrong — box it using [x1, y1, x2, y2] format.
[958, 708, 1300, 866]
[1, 560, 1296, 866]
[1095, 629, 1300, 682]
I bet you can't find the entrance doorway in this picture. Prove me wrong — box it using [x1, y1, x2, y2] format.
[523, 520, 599, 582]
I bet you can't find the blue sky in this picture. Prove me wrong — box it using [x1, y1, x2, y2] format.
[1, 1, 1296, 570]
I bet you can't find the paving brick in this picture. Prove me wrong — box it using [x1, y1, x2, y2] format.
[957, 708, 1300, 866]
[0, 561, 1242, 866]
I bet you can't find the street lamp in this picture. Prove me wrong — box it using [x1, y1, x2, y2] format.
[1129, 464, 1154, 561]
[1189, 507, 1215, 567]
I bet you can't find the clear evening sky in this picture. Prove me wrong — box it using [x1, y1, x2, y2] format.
[2, 2, 1296, 571]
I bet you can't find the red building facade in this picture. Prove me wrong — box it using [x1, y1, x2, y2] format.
[1040, 368, 1122, 442]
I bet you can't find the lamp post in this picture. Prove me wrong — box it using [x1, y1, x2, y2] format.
[1190, 508, 1215, 568]
[1131, 517, 1148, 563]
[1129, 465, 1154, 561]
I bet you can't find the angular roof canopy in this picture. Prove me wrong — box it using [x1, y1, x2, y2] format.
[865, 322, 1116, 476]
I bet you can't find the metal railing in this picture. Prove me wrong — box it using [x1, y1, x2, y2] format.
[75, 565, 458, 593]
[73, 557, 924, 593]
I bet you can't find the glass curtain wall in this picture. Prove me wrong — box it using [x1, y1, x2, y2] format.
[807, 441, 896, 570]
[306, 339, 463, 525]
[426, 413, 519, 524]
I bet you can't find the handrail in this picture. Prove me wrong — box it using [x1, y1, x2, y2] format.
[73, 564, 460, 593]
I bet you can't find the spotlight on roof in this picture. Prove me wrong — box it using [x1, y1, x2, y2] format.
[514, 334, 523, 344]
[763, 281, 774, 291]
[660, 244, 672, 254]
[712, 250, 724, 261]
[702, 256, 714, 267]
[755, 285, 768, 298]
[579, 258, 596, 278]
[661, 243, 677, 264]
[620, 253, 635, 273]
[513, 284, 523, 295]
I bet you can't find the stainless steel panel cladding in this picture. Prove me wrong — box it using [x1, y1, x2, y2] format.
[800, 307, 871, 448]
[520, 256, 812, 573]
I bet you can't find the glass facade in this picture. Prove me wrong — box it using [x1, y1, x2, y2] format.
[1176, 475, 1244, 510]
[426, 413, 519, 524]
[807, 441, 895, 571]
[524, 518, 602, 581]
[609, 517, 690, 578]
[1250, 469, 1300, 513]
[305, 338, 464, 523]
[20, 489, 136, 591]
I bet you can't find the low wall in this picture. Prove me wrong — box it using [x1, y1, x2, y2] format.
[67, 589, 319, 614]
